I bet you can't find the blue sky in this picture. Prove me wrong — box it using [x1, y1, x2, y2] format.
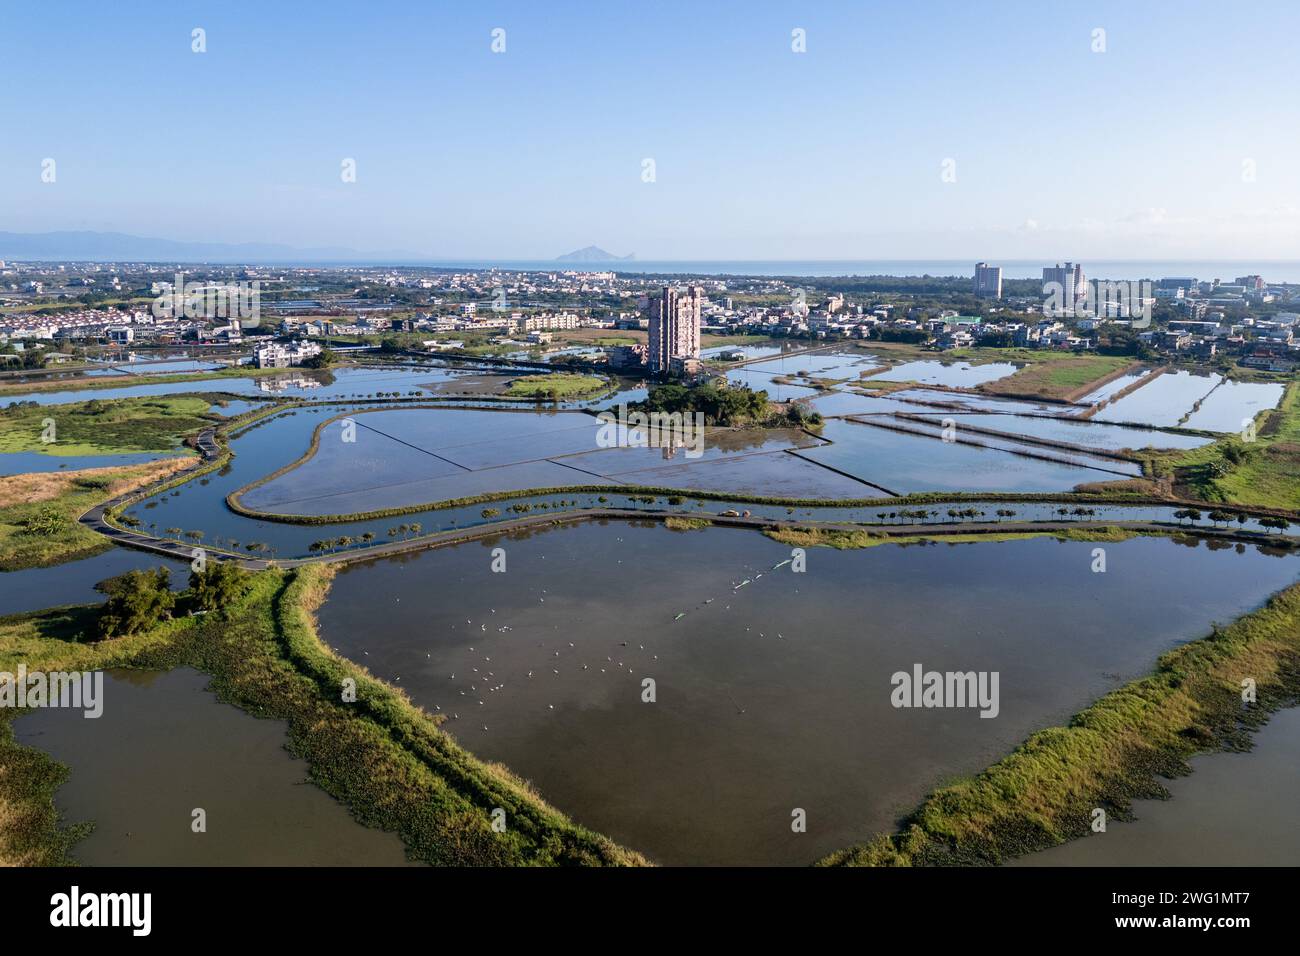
[3, 0, 1298, 259]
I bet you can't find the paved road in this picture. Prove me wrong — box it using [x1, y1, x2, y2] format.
[79, 493, 1300, 573]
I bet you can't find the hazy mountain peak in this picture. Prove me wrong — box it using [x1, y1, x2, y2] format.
[556, 245, 634, 262]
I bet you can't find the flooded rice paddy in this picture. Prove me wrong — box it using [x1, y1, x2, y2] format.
[867, 359, 1019, 388]
[316, 521, 1298, 865]
[1092, 370, 1222, 427]
[1076, 370, 1150, 405]
[792, 419, 1122, 494]
[14, 667, 416, 866]
[1181, 379, 1287, 433]
[112, 401, 1288, 560]
[239, 407, 854, 515]
[1091, 371, 1283, 432]
[906, 412, 1211, 452]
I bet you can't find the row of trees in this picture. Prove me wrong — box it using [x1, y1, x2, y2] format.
[1174, 508, 1291, 533]
[869, 505, 1292, 534]
[307, 530, 393, 554]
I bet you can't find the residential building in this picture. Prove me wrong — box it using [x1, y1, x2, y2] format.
[253, 340, 322, 368]
[1042, 262, 1085, 297]
[973, 262, 1002, 298]
[647, 285, 702, 374]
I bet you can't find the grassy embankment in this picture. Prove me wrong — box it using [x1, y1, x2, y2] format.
[844, 347, 1130, 401]
[765, 525, 1138, 551]
[225, 481, 1185, 527]
[663, 516, 712, 532]
[0, 395, 216, 456]
[0, 460, 192, 571]
[549, 328, 646, 348]
[819, 577, 1300, 866]
[969, 351, 1134, 401]
[504, 373, 608, 399]
[1157, 379, 1300, 511]
[0, 567, 646, 867]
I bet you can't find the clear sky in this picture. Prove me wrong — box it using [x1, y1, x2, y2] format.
[3, 0, 1298, 260]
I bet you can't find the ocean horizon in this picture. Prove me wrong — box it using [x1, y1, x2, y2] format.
[409, 259, 1300, 283]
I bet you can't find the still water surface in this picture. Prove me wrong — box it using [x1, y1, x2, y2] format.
[318, 521, 1297, 865]
[15, 668, 415, 865]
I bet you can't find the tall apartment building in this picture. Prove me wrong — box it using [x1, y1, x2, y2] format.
[1042, 262, 1085, 297]
[973, 262, 1002, 298]
[647, 285, 702, 373]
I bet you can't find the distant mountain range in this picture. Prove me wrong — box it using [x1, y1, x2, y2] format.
[555, 245, 634, 262]
[0, 231, 423, 264]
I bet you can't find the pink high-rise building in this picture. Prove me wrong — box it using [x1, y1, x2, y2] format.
[647, 285, 702, 373]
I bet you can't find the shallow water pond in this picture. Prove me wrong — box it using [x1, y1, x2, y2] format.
[317, 521, 1298, 865]
[15, 667, 416, 866]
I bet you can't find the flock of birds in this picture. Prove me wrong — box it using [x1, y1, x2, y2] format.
[344, 546, 802, 733]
